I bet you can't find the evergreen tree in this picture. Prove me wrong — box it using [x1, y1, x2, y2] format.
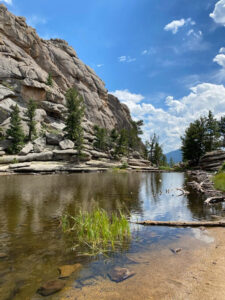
[64, 88, 85, 157]
[25, 99, 37, 141]
[181, 117, 206, 165]
[7, 104, 24, 154]
[153, 142, 163, 166]
[110, 128, 119, 144]
[219, 116, 225, 147]
[93, 125, 108, 151]
[46, 73, 53, 87]
[161, 154, 168, 167]
[149, 133, 158, 163]
[204, 111, 220, 152]
[116, 129, 128, 155]
[128, 120, 143, 150]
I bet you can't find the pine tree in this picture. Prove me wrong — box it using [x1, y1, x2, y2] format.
[7, 104, 24, 154]
[25, 99, 37, 141]
[181, 117, 206, 165]
[116, 129, 128, 155]
[204, 111, 220, 152]
[153, 142, 163, 167]
[93, 125, 108, 151]
[219, 116, 225, 147]
[64, 88, 85, 157]
[46, 73, 53, 87]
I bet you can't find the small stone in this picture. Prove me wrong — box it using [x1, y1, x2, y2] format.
[0, 252, 8, 258]
[0, 151, 5, 156]
[58, 263, 82, 279]
[19, 142, 33, 155]
[170, 248, 182, 254]
[37, 280, 65, 296]
[108, 267, 135, 283]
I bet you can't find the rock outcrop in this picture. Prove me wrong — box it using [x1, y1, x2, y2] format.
[0, 4, 133, 135]
[199, 151, 225, 171]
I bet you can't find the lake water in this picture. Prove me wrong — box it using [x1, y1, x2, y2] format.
[0, 172, 223, 300]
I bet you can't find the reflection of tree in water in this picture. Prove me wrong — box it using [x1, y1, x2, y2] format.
[149, 172, 162, 203]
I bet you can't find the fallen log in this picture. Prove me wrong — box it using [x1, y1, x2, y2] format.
[187, 181, 204, 193]
[135, 220, 225, 227]
[204, 196, 225, 205]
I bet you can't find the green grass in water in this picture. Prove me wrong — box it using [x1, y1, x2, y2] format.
[61, 208, 131, 256]
[213, 172, 225, 192]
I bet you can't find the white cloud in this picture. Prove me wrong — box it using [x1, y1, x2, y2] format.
[210, 0, 225, 26]
[118, 56, 136, 63]
[110, 89, 144, 103]
[110, 83, 225, 152]
[1, 0, 12, 5]
[141, 50, 148, 55]
[164, 18, 195, 34]
[213, 47, 225, 81]
[26, 15, 47, 27]
[96, 64, 104, 68]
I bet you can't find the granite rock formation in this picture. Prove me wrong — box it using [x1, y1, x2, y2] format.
[0, 4, 133, 137]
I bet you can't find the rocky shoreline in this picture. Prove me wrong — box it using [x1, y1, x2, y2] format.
[187, 170, 225, 204]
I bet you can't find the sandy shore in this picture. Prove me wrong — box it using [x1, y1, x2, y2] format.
[57, 227, 225, 300]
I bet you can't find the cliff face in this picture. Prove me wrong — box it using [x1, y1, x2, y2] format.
[0, 4, 133, 135]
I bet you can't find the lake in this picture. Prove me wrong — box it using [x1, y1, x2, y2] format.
[0, 172, 223, 300]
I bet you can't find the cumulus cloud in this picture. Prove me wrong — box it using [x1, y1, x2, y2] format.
[1, 0, 12, 5]
[110, 89, 144, 103]
[213, 47, 225, 81]
[210, 0, 225, 26]
[110, 83, 225, 152]
[164, 18, 195, 34]
[118, 56, 136, 63]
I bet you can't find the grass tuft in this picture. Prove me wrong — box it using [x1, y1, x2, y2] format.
[61, 208, 131, 256]
[213, 172, 225, 192]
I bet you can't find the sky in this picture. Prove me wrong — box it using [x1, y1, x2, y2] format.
[1, 0, 225, 152]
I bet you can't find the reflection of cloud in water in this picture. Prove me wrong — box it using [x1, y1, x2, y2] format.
[192, 229, 214, 244]
[131, 173, 193, 222]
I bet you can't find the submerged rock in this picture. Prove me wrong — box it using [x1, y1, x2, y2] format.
[58, 263, 82, 279]
[37, 280, 65, 296]
[108, 267, 135, 283]
[170, 248, 182, 254]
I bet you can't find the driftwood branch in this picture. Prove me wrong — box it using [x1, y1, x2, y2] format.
[187, 181, 204, 193]
[135, 220, 225, 227]
[176, 188, 190, 196]
[204, 196, 225, 205]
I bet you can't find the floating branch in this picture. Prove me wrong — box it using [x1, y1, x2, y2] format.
[135, 220, 225, 227]
[204, 196, 225, 205]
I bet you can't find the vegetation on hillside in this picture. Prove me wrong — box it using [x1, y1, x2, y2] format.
[64, 88, 85, 157]
[6, 104, 25, 154]
[24, 99, 37, 141]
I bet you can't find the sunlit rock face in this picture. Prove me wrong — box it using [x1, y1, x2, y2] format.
[0, 4, 133, 134]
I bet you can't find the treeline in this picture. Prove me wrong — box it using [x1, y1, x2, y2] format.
[93, 120, 143, 156]
[181, 111, 225, 165]
[144, 133, 171, 167]
[0, 88, 144, 157]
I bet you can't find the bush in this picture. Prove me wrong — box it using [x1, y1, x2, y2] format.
[213, 173, 225, 192]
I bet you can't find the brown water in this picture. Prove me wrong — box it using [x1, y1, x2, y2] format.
[0, 172, 224, 300]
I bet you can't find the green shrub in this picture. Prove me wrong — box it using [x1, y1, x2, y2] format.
[213, 173, 225, 192]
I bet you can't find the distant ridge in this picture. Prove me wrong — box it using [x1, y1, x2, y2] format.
[166, 149, 182, 163]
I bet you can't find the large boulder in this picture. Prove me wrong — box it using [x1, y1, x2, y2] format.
[33, 137, 46, 153]
[19, 142, 33, 155]
[46, 132, 63, 145]
[59, 139, 74, 150]
[199, 150, 225, 171]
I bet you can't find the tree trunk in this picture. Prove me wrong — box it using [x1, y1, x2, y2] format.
[134, 220, 225, 227]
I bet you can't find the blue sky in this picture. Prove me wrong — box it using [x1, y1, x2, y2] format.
[2, 0, 225, 152]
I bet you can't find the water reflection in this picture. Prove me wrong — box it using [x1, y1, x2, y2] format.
[0, 172, 220, 299]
